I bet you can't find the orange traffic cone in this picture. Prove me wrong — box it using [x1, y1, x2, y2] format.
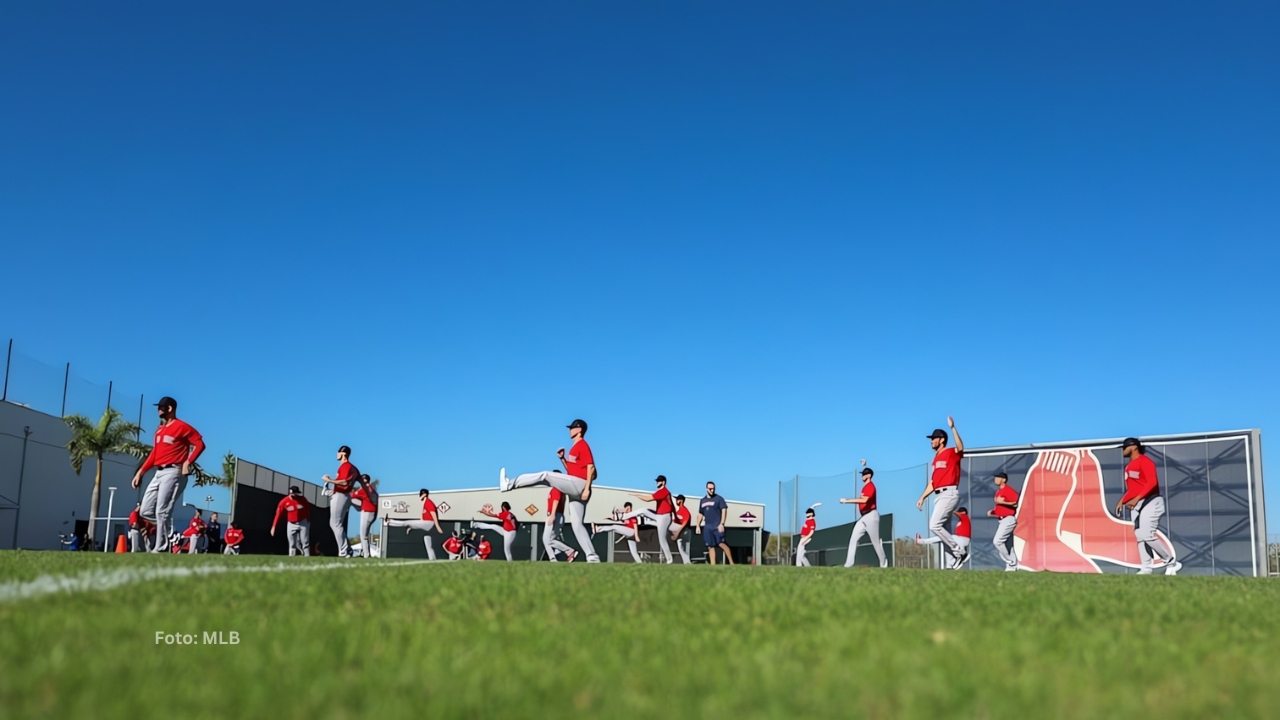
[115, 534, 128, 553]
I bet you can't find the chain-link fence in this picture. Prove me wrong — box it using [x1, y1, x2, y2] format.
[1, 339, 150, 433]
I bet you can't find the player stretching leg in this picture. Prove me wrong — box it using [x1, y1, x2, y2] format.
[840, 467, 888, 568]
[351, 475, 379, 558]
[133, 396, 206, 553]
[629, 475, 675, 563]
[270, 485, 313, 556]
[543, 489, 578, 562]
[473, 502, 519, 561]
[1115, 438, 1181, 575]
[499, 418, 600, 563]
[593, 503, 642, 563]
[670, 495, 693, 564]
[916, 417, 966, 566]
[795, 506, 817, 567]
[916, 507, 972, 569]
[321, 445, 365, 558]
[989, 472, 1020, 571]
[384, 489, 442, 559]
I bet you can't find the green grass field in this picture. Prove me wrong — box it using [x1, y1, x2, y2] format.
[2, 552, 1278, 719]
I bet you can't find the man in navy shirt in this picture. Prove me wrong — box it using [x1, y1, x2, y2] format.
[698, 482, 734, 565]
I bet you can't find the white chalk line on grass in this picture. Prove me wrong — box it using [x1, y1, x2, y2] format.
[0, 560, 431, 604]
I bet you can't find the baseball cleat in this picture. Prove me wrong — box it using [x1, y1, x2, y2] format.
[914, 532, 922, 544]
[1136, 568, 1153, 575]
[1164, 560, 1183, 576]
[498, 467, 512, 492]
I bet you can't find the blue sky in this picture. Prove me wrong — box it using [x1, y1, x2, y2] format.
[2, 2, 1278, 537]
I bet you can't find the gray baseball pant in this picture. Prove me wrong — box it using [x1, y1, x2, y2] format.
[140, 467, 185, 552]
[993, 516, 1018, 568]
[795, 536, 812, 566]
[596, 524, 641, 563]
[129, 528, 150, 553]
[385, 519, 439, 559]
[223, 544, 240, 555]
[844, 510, 887, 568]
[329, 492, 351, 557]
[630, 509, 674, 563]
[1134, 496, 1173, 570]
[543, 513, 575, 560]
[473, 523, 517, 561]
[510, 471, 599, 562]
[359, 511, 376, 557]
[672, 526, 691, 563]
[287, 520, 311, 556]
[928, 487, 963, 556]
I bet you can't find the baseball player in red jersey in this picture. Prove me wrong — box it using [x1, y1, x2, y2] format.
[321, 445, 364, 558]
[474, 502, 519, 561]
[543, 488, 578, 562]
[443, 532, 464, 560]
[223, 523, 244, 555]
[916, 507, 972, 569]
[181, 509, 207, 554]
[670, 495, 693, 564]
[132, 396, 206, 553]
[385, 488, 443, 560]
[271, 485, 313, 556]
[795, 507, 817, 567]
[631, 475, 676, 564]
[127, 504, 150, 553]
[989, 471, 1020, 571]
[840, 468, 888, 568]
[593, 502, 642, 563]
[499, 418, 600, 562]
[477, 536, 492, 561]
[916, 416, 967, 566]
[1115, 438, 1181, 575]
[351, 475, 379, 558]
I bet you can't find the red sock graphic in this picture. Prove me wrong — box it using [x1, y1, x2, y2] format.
[1013, 450, 1100, 573]
[1059, 449, 1174, 568]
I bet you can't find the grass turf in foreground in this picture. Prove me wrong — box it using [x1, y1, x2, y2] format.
[1, 552, 1278, 719]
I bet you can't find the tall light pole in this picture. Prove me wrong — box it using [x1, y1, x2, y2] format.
[204, 495, 214, 512]
[102, 486, 117, 553]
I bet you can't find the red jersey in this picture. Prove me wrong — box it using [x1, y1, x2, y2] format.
[273, 495, 311, 526]
[858, 481, 878, 513]
[674, 506, 691, 527]
[138, 418, 205, 474]
[994, 485, 1019, 519]
[497, 510, 516, 532]
[421, 498, 438, 522]
[183, 517, 206, 537]
[800, 518, 816, 538]
[564, 439, 594, 480]
[128, 509, 141, 527]
[352, 486, 378, 514]
[1120, 454, 1160, 505]
[444, 536, 462, 554]
[931, 447, 963, 489]
[477, 539, 492, 559]
[332, 462, 360, 494]
[547, 488, 564, 515]
[955, 512, 972, 539]
[225, 527, 244, 546]
[624, 515, 638, 530]
[652, 486, 673, 514]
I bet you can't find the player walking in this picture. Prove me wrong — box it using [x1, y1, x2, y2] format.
[351, 475, 380, 558]
[670, 495, 693, 564]
[1115, 438, 1181, 575]
[699, 482, 734, 565]
[270, 485, 313, 556]
[795, 507, 817, 567]
[473, 502, 519, 561]
[321, 445, 364, 558]
[916, 416, 966, 566]
[132, 396, 206, 553]
[543, 488, 578, 562]
[499, 418, 600, 563]
[630, 475, 676, 564]
[990, 471, 1020, 571]
[593, 503, 642, 563]
[384, 488, 442, 560]
[840, 468, 888, 568]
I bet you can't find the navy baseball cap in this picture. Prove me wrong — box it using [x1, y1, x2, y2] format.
[655, 475, 667, 484]
[861, 467, 874, 477]
[154, 396, 177, 409]
[1121, 437, 1142, 449]
[338, 445, 352, 455]
[994, 471, 1008, 480]
[289, 485, 302, 494]
[927, 428, 948, 440]
[567, 419, 588, 432]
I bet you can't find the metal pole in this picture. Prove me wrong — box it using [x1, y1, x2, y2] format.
[776, 480, 781, 564]
[10, 426, 31, 549]
[103, 487, 117, 553]
[61, 363, 70, 416]
[136, 394, 144, 438]
[105, 380, 113, 414]
[2, 338, 12, 402]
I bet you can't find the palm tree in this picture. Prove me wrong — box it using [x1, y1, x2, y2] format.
[191, 451, 236, 488]
[64, 408, 151, 542]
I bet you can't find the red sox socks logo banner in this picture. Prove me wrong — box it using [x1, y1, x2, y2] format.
[1012, 449, 1174, 573]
